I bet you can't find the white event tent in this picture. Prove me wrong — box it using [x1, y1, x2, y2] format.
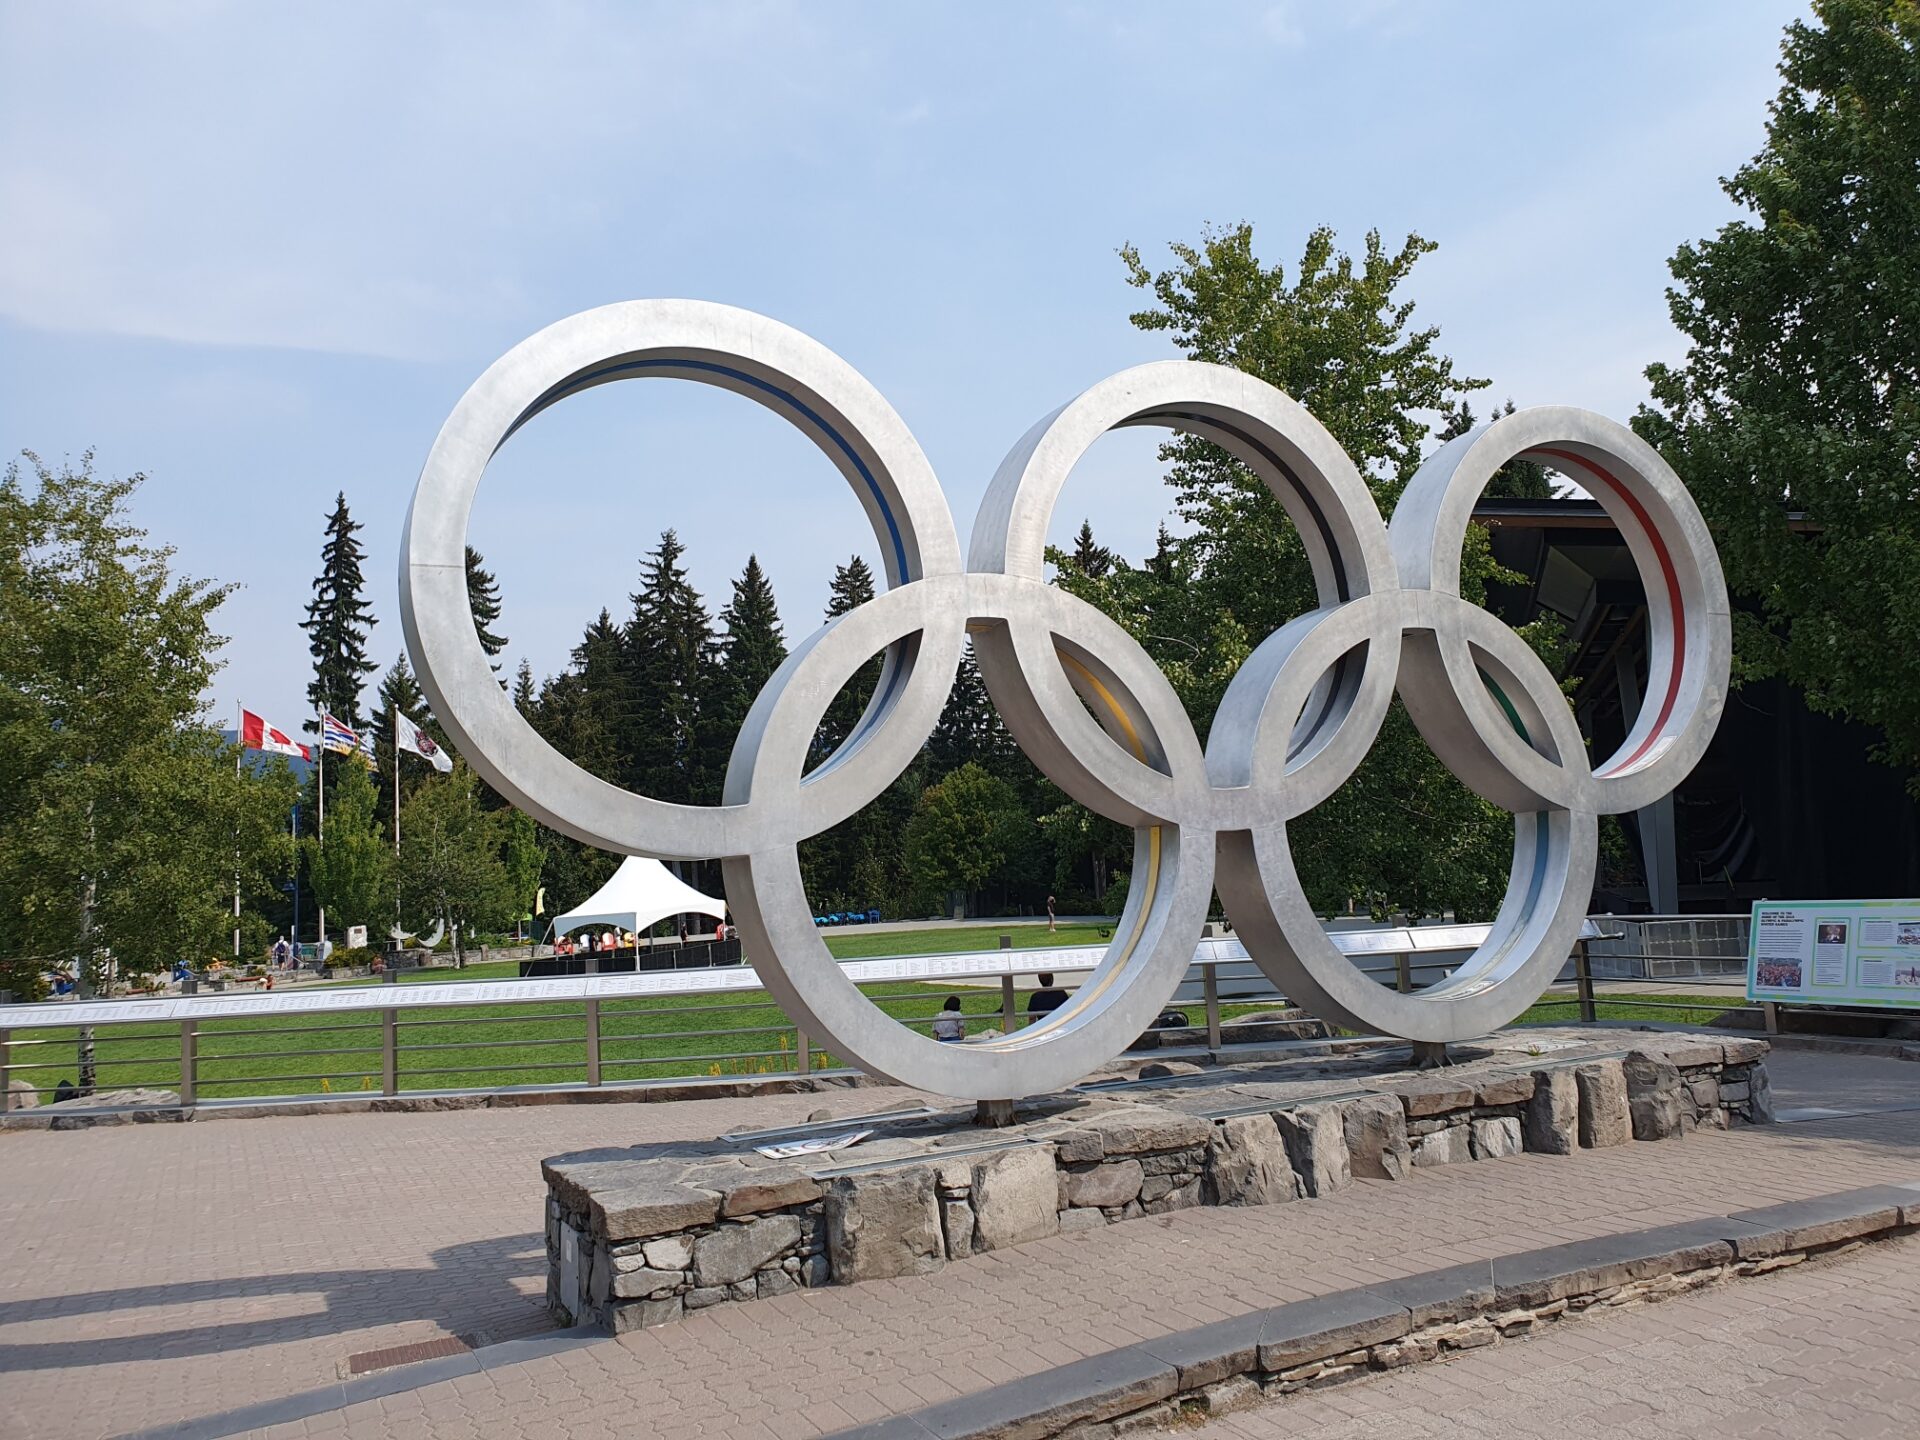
[547, 857, 727, 940]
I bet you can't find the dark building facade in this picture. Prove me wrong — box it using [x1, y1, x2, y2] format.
[1475, 498, 1920, 914]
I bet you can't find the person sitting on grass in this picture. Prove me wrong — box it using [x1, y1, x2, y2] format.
[1026, 972, 1070, 1023]
[933, 997, 966, 1043]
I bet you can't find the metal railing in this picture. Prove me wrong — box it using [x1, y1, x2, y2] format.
[0, 920, 1756, 1110]
[1581, 914, 1751, 981]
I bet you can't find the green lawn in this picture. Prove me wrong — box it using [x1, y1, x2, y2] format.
[3, 979, 1055, 1101]
[2, 920, 1753, 1104]
[314, 921, 1119, 985]
[1518, 991, 1748, 1027]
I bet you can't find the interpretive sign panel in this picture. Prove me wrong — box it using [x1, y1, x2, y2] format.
[1747, 899, 1920, 1008]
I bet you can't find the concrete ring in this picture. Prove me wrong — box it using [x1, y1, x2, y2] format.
[1390, 407, 1731, 816]
[399, 299, 962, 860]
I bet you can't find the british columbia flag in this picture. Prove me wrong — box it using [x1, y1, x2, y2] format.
[321, 712, 367, 759]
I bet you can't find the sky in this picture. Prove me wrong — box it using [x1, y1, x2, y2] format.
[0, 0, 1809, 735]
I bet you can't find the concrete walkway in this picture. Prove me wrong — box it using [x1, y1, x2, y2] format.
[1, 1050, 1915, 1440]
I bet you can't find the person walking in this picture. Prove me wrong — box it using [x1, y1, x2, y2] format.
[1047, 894, 1057, 932]
[932, 997, 966, 1042]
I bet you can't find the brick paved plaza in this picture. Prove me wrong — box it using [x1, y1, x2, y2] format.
[3, 1047, 1917, 1440]
[1196, 1227, 1920, 1440]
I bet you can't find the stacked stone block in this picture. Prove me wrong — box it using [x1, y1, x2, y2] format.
[544, 1033, 1773, 1334]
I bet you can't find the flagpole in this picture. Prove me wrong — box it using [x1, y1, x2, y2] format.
[393, 705, 403, 935]
[316, 704, 326, 951]
[233, 700, 242, 961]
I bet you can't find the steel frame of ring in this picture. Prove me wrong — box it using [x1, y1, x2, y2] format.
[400, 300, 1730, 1100]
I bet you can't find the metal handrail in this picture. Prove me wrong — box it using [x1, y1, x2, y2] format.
[4, 920, 1742, 1109]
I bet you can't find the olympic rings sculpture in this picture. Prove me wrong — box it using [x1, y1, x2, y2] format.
[399, 301, 1729, 1101]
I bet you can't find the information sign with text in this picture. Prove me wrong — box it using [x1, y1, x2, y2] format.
[1747, 899, 1920, 1008]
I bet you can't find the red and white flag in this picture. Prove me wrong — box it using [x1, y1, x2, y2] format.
[240, 708, 311, 761]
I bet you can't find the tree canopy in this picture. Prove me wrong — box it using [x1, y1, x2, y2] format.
[1636, 0, 1920, 789]
[305, 756, 391, 937]
[0, 452, 293, 998]
[1074, 223, 1565, 920]
[398, 761, 513, 966]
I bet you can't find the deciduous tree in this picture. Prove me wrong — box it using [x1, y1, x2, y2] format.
[903, 762, 1033, 917]
[1636, 0, 1920, 788]
[0, 452, 293, 1016]
[1101, 224, 1561, 919]
[304, 757, 391, 935]
[397, 762, 511, 967]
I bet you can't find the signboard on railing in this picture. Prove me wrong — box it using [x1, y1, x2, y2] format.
[1747, 899, 1920, 1009]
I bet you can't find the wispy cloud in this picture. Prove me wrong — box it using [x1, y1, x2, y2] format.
[1262, 3, 1305, 47]
[0, 0, 845, 361]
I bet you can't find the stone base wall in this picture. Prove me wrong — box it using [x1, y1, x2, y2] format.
[543, 1034, 1771, 1334]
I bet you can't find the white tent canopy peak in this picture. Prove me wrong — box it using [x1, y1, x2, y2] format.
[548, 856, 727, 938]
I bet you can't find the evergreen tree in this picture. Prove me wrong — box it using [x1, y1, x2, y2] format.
[705, 555, 788, 785]
[720, 555, 787, 695]
[525, 662, 618, 923]
[465, 544, 508, 673]
[1069, 520, 1114, 579]
[300, 492, 377, 730]
[369, 653, 435, 812]
[927, 641, 1017, 780]
[811, 555, 880, 768]
[553, 609, 628, 786]
[1438, 400, 1560, 499]
[512, 659, 536, 715]
[1146, 524, 1177, 584]
[801, 555, 902, 911]
[624, 530, 716, 803]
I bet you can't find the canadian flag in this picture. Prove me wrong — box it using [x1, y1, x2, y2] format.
[240, 708, 311, 761]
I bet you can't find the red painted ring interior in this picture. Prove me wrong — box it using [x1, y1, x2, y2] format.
[1534, 447, 1684, 776]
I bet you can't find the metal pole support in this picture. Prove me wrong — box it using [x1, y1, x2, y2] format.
[1000, 974, 1017, 1033]
[584, 999, 602, 1086]
[0, 1027, 10, 1103]
[179, 1021, 197, 1108]
[1574, 940, 1597, 1024]
[1395, 953, 1413, 993]
[1204, 964, 1222, 1050]
[381, 1008, 398, 1096]
[1763, 1001, 1780, 1036]
[795, 1027, 811, 1075]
